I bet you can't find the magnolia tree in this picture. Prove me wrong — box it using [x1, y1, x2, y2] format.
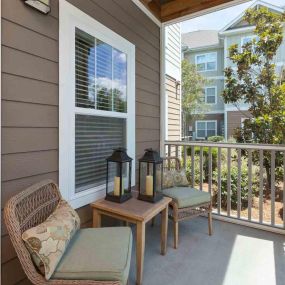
[222, 7, 285, 195]
[181, 59, 210, 138]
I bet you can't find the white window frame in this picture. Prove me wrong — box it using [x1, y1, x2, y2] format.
[195, 120, 217, 139]
[195, 52, 217, 72]
[59, 0, 136, 209]
[203, 86, 217, 104]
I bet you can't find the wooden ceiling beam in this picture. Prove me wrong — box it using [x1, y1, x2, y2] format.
[161, 0, 234, 22]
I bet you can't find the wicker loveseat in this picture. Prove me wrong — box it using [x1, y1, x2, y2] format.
[4, 180, 132, 285]
[162, 157, 213, 249]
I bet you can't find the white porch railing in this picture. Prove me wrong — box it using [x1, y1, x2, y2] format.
[164, 141, 285, 232]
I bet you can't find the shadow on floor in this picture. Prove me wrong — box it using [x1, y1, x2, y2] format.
[128, 217, 285, 285]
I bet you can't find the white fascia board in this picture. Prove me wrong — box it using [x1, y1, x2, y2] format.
[184, 43, 223, 53]
[219, 26, 255, 36]
[132, 0, 161, 27]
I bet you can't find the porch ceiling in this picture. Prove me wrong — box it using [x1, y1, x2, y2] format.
[139, 0, 235, 22]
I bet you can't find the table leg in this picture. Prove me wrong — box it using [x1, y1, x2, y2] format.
[136, 221, 145, 285]
[161, 205, 168, 255]
[93, 209, 101, 228]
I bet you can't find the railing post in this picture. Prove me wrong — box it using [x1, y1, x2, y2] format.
[191, 146, 194, 188]
[259, 150, 264, 224]
[248, 149, 252, 221]
[200, 146, 203, 191]
[237, 148, 241, 219]
[217, 147, 221, 215]
[208, 146, 212, 195]
[283, 152, 285, 229]
[271, 150, 275, 226]
[183, 146, 187, 169]
[227, 148, 231, 216]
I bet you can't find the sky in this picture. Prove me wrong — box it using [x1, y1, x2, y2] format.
[181, 0, 285, 34]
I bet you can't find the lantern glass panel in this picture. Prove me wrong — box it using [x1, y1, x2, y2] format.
[139, 162, 151, 196]
[155, 163, 163, 192]
[107, 161, 130, 196]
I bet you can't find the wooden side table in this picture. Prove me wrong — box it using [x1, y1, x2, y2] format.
[91, 195, 171, 285]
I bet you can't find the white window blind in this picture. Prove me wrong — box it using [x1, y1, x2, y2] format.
[75, 28, 127, 112]
[75, 115, 126, 192]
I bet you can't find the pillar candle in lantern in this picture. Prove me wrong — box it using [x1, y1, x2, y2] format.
[146, 175, 153, 196]
[114, 176, 121, 196]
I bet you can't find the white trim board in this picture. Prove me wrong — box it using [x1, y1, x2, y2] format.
[132, 0, 161, 27]
[59, 0, 136, 209]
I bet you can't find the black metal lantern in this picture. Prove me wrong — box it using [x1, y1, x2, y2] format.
[138, 148, 163, 203]
[105, 148, 132, 203]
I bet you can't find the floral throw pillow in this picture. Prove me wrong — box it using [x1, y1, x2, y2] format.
[172, 169, 189, 187]
[163, 169, 175, 189]
[22, 200, 80, 280]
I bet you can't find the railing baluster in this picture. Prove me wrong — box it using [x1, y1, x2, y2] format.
[259, 150, 263, 224]
[271, 150, 275, 226]
[208, 147, 212, 194]
[191, 146, 195, 188]
[168, 144, 171, 158]
[248, 149, 252, 221]
[175, 145, 179, 169]
[200, 147, 203, 191]
[218, 147, 221, 215]
[237, 148, 241, 219]
[183, 145, 187, 169]
[283, 152, 285, 229]
[227, 148, 231, 216]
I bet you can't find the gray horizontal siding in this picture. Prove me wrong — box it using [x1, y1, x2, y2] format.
[1, 0, 160, 284]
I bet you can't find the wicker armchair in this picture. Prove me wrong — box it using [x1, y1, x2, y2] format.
[163, 157, 213, 249]
[4, 180, 121, 285]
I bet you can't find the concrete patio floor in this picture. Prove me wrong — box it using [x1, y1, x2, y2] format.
[129, 217, 285, 285]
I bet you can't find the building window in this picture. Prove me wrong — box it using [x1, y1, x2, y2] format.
[202, 87, 217, 104]
[195, 52, 217, 72]
[196, 121, 217, 139]
[59, 0, 135, 208]
[241, 36, 258, 52]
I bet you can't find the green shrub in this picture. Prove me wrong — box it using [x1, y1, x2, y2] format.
[184, 155, 205, 186]
[207, 136, 224, 142]
[212, 157, 259, 209]
[186, 146, 219, 181]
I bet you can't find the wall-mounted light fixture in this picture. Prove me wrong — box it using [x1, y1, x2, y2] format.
[23, 0, 51, 14]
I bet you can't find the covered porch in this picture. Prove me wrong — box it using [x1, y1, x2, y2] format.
[1, 0, 285, 285]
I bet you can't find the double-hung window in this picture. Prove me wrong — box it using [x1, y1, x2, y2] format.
[196, 52, 217, 72]
[202, 87, 217, 104]
[196, 121, 217, 139]
[59, 1, 135, 208]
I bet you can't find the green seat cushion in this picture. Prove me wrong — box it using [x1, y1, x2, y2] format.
[163, 187, 211, 209]
[52, 227, 132, 285]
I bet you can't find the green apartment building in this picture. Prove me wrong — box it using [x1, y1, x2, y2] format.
[182, 0, 285, 140]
